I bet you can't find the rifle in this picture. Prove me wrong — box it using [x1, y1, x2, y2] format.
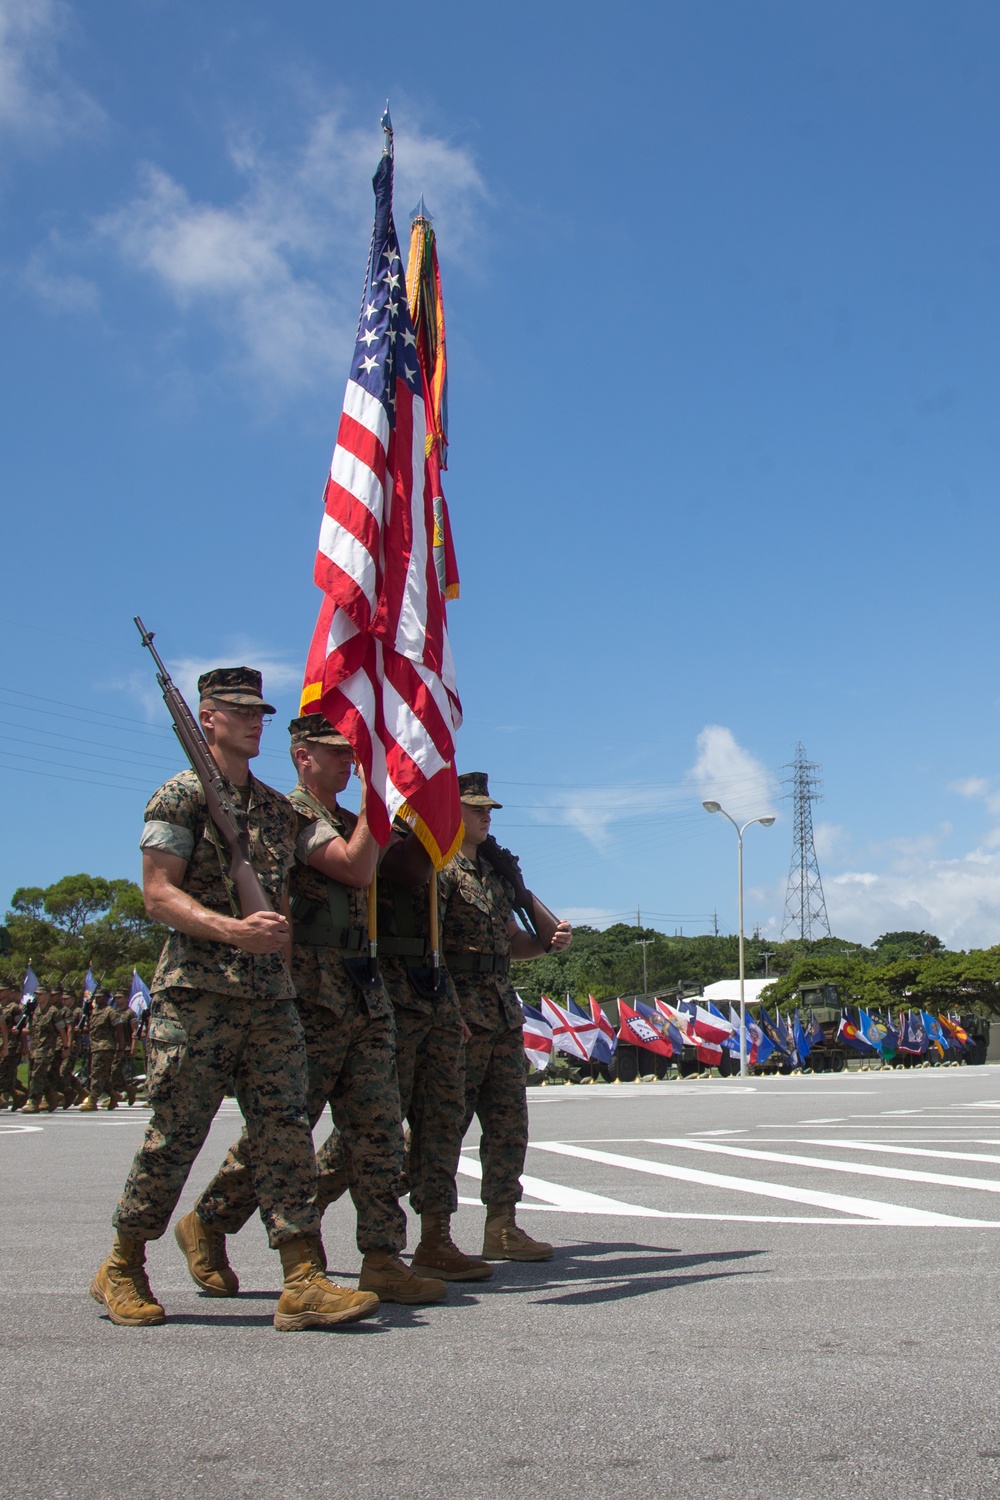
[12, 996, 36, 1038]
[134, 617, 274, 917]
[479, 835, 561, 952]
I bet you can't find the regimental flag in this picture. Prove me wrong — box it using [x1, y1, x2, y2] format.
[793, 1009, 811, 1060]
[759, 1007, 790, 1056]
[898, 1010, 927, 1055]
[83, 965, 97, 1001]
[618, 999, 673, 1058]
[589, 996, 618, 1064]
[858, 1009, 885, 1054]
[519, 997, 553, 1072]
[128, 969, 152, 1019]
[406, 198, 459, 602]
[805, 1011, 827, 1050]
[301, 115, 462, 868]
[21, 965, 38, 1003]
[540, 995, 598, 1060]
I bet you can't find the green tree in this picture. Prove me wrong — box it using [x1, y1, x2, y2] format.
[2, 873, 166, 992]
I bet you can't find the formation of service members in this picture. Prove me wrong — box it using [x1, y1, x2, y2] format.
[0, 984, 144, 1113]
[89, 666, 571, 1332]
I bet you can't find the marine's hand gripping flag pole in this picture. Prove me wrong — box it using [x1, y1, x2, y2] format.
[301, 107, 463, 870]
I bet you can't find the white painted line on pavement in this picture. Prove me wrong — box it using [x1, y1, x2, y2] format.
[803, 1139, 1000, 1168]
[529, 1141, 988, 1226]
[0, 1124, 42, 1134]
[457, 1153, 669, 1217]
[651, 1137, 1000, 1199]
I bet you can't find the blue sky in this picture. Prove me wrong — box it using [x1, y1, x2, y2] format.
[3, 0, 1000, 949]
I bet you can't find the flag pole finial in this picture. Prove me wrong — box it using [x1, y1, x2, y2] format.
[410, 193, 433, 224]
[381, 102, 393, 156]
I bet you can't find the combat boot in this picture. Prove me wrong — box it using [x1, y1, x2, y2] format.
[78, 1096, 98, 1111]
[45, 1090, 61, 1113]
[410, 1214, 493, 1282]
[126, 1086, 137, 1106]
[174, 1210, 239, 1296]
[104, 1093, 119, 1111]
[273, 1236, 379, 1331]
[90, 1231, 166, 1326]
[482, 1204, 553, 1262]
[358, 1251, 447, 1304]
[19, 1098, 41, 1114]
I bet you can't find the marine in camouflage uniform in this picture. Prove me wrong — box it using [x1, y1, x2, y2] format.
[0, 990, 25, 1109]
[92, 667, 376, 1332]
[190, 714, 445, 1306]
[109, 992, 138, 1104]
[20, 991, 68, 1113]
[80, 992, 122, 1108]
[439, 772, 572, 1262]
[57, 993, 83, 1106]
[315, 820, 492, 1280]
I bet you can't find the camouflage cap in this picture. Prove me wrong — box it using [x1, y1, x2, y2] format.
[288, 713, 351, 749]
[457, 771, 502, 809]
[198, 667, 276, 715]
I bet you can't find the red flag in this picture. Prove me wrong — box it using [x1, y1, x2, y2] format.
[302, 122, 462, 867]
[617, 999, 673, 1058]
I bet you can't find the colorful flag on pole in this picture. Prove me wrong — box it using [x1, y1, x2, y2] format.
[83, 965, 97, 1001]
[838, 1011, 876, 1054]
[128, 969, 152, 1018]
[518, 997, 553, 1072]
[657, 999, 721, 1065]
[898, 1010, 927, 1055]
[300, 112, 462, 868]
[617, 999, 673, 1057]
[540, 995, 598, 1060]
[793, 1009, 811, 1060]
[406, 197, 459, 601]
[746, 1013, 775, 1066]
[588, 996, 618, 1064]
[21, 965, 38, 1003]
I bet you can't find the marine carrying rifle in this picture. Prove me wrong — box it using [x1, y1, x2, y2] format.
[134, 616, 274, 917]
[479, 835, 561, 952]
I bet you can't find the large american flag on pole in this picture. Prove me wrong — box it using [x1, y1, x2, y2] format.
[301, 112, 463, 866]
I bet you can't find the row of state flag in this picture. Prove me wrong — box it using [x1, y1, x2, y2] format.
[518, 992, 977, 1072]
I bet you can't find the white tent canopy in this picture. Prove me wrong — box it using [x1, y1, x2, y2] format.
[701, 978, 772, 1006]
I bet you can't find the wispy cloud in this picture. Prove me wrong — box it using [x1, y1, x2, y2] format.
[823, 852, 1000, 950]
[0, 0, 103, 145]
[687, 724, 777, 823]
[84, 111, 486, 396]
[107, 642, 303, 724]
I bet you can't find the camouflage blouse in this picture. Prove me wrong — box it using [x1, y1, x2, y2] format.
[140, 769, 297, 1001]
[30, 1005, 64, 1054]
[437, 850, 522, 1032]
[287, 785, 390, 1022]
[88, 1002, 122, 1052]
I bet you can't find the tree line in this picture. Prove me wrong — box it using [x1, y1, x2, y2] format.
[5, 875, 1000, 1016]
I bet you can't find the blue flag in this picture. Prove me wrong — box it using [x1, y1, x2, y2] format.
[922, 1011, 948, 1052]
[805, 1011, 826, 1049]
[858, 1009, 884, 1053]
[759, 1007, 789, 1055]
[898, 1011, 927, 1055]
[128, 969, 152, 1018]
[793, 1009, 811, 1059]
[21, 965, 39, 1003]
[83, 965, 97, 999]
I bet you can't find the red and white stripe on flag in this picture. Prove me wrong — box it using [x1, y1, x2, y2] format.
[301, 143, 462, 868]
[540, 995, 597, 1061]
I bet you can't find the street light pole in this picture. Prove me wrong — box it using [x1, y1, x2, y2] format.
[702, 801, 775, 1077]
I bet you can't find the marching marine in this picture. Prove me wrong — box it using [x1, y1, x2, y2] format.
[20, 989, 69, 1114]
[79, 990, 122, 1110]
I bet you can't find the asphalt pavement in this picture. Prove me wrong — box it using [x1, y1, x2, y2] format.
[4, 1065, 1000, 1499]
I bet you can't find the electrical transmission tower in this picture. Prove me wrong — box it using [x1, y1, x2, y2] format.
[781, 742, 831, 940]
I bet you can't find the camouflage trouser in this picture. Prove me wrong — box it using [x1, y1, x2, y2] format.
[59, 1049, 81, 1098]
[114, 988, 319, 1248]
[27, 1048, 63, 1103]
[0, 1048, 22, 1099]
[111, 1052, 134, 1095]
[88, 1048, 116, 1100]
[197, 996, 405, 1255]
[316, 996, 466, 1216]
[461, 1021, 529, 1206]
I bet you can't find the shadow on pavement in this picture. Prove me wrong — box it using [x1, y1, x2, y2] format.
[484, 1242, 768, 1306]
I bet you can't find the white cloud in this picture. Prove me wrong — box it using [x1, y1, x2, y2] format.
[812, 820, 847, 863]
[950, 776, 990, 799]
[108, 644, 303, 725]
[22, 244, 98, 310]
[91, 112, 486, 394]
[0, 0, 102, 145]
[825, 851, 1000, 949]
[687, 725, 777, 823]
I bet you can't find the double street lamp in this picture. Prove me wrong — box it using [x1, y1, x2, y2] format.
[702, 801, 775, 1077]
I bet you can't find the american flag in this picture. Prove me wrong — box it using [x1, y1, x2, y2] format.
[302, 116, 462, 866]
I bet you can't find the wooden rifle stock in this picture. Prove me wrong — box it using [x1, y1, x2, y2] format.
[134, 616, 274, 917]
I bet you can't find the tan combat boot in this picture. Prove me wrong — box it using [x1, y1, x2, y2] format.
[78, 1096, 98, 1111]
[273, 1236, 380, 1331]
[358, 1250, 447, 1304]
[174, 1210, 239, 1296]
[19, 1098, 41, 1114]
[90, 1231, 166, 1326]
[482, 1204, 553, 1262]
[410, 1214, 493, 1281]
[104, 1093, 119, 1111]
[45, 1091, 61, 1113]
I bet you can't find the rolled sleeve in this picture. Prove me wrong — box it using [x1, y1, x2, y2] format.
[295, 818, 341, 863]
[140, 821, 195, 859]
